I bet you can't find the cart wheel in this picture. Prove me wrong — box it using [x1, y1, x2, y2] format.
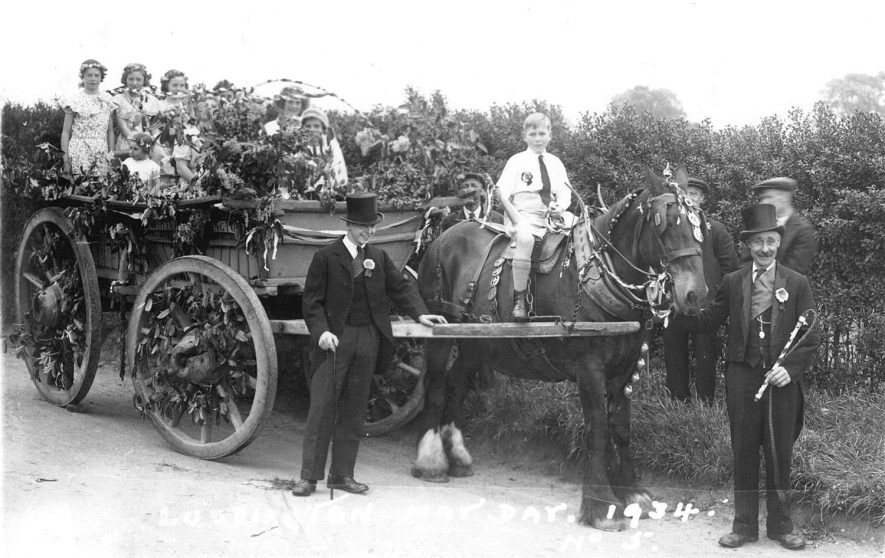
[362, 339, 425, 436]
[127, 256, 277, 459]
[14, 207, 102, 406]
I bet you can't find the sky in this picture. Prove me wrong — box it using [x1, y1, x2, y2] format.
[1, 0, 882, 127]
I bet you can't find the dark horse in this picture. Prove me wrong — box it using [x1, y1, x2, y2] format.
[413, 167, 708, 530]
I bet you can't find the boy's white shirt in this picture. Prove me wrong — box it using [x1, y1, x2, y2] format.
[496, 149, 571, 211]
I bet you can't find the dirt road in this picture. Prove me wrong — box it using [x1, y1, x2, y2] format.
[2, 341, 882, 557]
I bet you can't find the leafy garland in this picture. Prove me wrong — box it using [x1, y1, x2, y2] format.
[9, 229, 88, 390]
[132, 277, 252, 426]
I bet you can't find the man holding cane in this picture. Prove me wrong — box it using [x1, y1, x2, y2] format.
[292, 193, 447, 497]
[674, 204, 819, 550]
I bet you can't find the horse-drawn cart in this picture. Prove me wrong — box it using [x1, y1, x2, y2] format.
[13, 192, 644, 460]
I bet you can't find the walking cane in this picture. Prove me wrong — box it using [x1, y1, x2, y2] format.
[327, 347, 338, 501]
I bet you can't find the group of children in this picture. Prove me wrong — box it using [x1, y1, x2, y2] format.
[61, 59, 346, 196]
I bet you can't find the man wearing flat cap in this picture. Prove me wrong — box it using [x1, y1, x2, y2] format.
[674, 203, 820, 550]
[293, 193, 447, 497]
[744, 177, 817, 275]
[441, 173, 504, 231]
[664, 177, 738, 403]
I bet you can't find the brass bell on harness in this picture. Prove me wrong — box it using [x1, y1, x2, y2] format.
[631, 372, 640, 384]
[624, 384, 634, 397]
[636, 357, 646, 370]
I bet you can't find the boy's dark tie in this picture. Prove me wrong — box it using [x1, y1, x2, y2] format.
[351, 246, 365, 278]
[538, 155, 552, 205]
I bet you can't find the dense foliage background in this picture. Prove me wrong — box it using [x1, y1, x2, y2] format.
[5, 93, 882, 391]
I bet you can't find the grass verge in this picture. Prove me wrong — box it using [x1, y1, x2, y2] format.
[463, 365, 885, 526]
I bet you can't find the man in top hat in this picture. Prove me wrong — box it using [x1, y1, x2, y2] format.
[663, 177, 738, 403]
[744, 177, 817, 276]
[441, 173, 504, 231]
[292, 193, 447, 497]
[674, 203, 820, 550]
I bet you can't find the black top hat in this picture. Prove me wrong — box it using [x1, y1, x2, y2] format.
[686, 177, 710, 195]
[740, 203, 784, 240]
[457, 173, 486, 198]
[751, 177, 797, 192]
[341, 192, 384, 226]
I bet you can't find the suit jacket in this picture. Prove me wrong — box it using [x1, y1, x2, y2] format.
[302, 239, 428, 347]
[441, 206, 504, 231]
[740, 212, 817, 276]
[688, 264, 820, 383]
[702, 219, 739, 305]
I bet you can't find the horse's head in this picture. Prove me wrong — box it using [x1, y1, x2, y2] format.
[636, 166, 707, 315]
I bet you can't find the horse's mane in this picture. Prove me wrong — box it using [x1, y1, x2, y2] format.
[592, 188, 645, 240]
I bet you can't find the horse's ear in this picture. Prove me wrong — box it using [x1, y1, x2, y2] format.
[674, 166, 689, 190]
[643, 166, 659, 189]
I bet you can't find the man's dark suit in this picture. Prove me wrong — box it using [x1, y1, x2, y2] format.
[440, 206, 504, 231]
[300, 238, 427, 481]
[664, 218, 738, 402]
[679, 263, 819, 537]
[741, 213, 817, 275]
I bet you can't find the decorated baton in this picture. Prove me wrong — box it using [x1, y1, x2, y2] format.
[754, 308, 817, 402]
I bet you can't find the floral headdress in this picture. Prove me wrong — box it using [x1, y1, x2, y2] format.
[79, 59, 107, 79]
[121, 63, 152, 87]
[130, 132, 154, 152]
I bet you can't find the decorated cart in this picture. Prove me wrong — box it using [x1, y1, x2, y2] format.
[9, 80, 641, 461]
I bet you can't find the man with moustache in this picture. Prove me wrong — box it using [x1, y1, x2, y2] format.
[675, 204, 820, 550]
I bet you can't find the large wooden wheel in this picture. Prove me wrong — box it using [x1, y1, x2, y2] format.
[127, 256, 277, 459]
[14, 207, 102, 406]
[362, 339, 426, 436]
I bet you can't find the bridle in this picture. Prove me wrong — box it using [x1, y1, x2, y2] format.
[574, 183, 704, 319]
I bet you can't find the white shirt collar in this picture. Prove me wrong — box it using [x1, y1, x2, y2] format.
[342, 235, 362, 258]
[752, 262, 776, 276]
[463, 206, 481, 219]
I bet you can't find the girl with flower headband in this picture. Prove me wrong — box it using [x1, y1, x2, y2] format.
[152, 69, 200, 193]
[61, 59, 117, 176]
[113, 63, 161, 154]
[122, 132, 161, 194]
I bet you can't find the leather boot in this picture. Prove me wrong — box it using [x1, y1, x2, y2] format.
[512, 291, 528, 321]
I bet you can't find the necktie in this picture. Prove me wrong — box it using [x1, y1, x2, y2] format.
[751, 267, 772, 319]
[538, 155, 552, 205]
[351, 246, 365, 278]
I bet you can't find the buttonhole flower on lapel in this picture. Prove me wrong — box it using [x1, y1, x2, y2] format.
[363, 258, 375, 278]
[775, 287, 789, 311]
[520, 172, 533, 186]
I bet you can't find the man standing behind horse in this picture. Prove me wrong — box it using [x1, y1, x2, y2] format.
[496, 112, 573, 320]
[292, 193, 447, 497]
[441, 173, 503, 231]
[675, 203, 820, 550]
[664, 177, 738, 403]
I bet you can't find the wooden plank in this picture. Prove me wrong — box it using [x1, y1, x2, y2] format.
[270, 318, 640, 338]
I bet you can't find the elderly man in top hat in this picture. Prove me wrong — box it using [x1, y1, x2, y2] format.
[675, 203, 820, 550]
[743, 177, 817, 275]
[441, 173, 504, 231]
[292, 193, 447, 497]
[663, 177, 738, 403]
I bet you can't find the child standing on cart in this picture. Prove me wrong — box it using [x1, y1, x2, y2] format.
[495, 112, 573, 320]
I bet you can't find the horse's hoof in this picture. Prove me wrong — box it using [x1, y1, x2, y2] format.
[448, 463, 474, 477]
[411, 465, 449, 483]
[588, 516, 627, 532]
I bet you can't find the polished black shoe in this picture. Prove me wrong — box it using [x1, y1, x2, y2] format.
[768, 532, 806, 550]
[718, 532, 758, 548]
[327, 476, 369, 494]
[512, 291, 528, 321]
[290, 479, 316, 497]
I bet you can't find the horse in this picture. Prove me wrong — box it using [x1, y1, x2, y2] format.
[412, 166, 708, 530]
